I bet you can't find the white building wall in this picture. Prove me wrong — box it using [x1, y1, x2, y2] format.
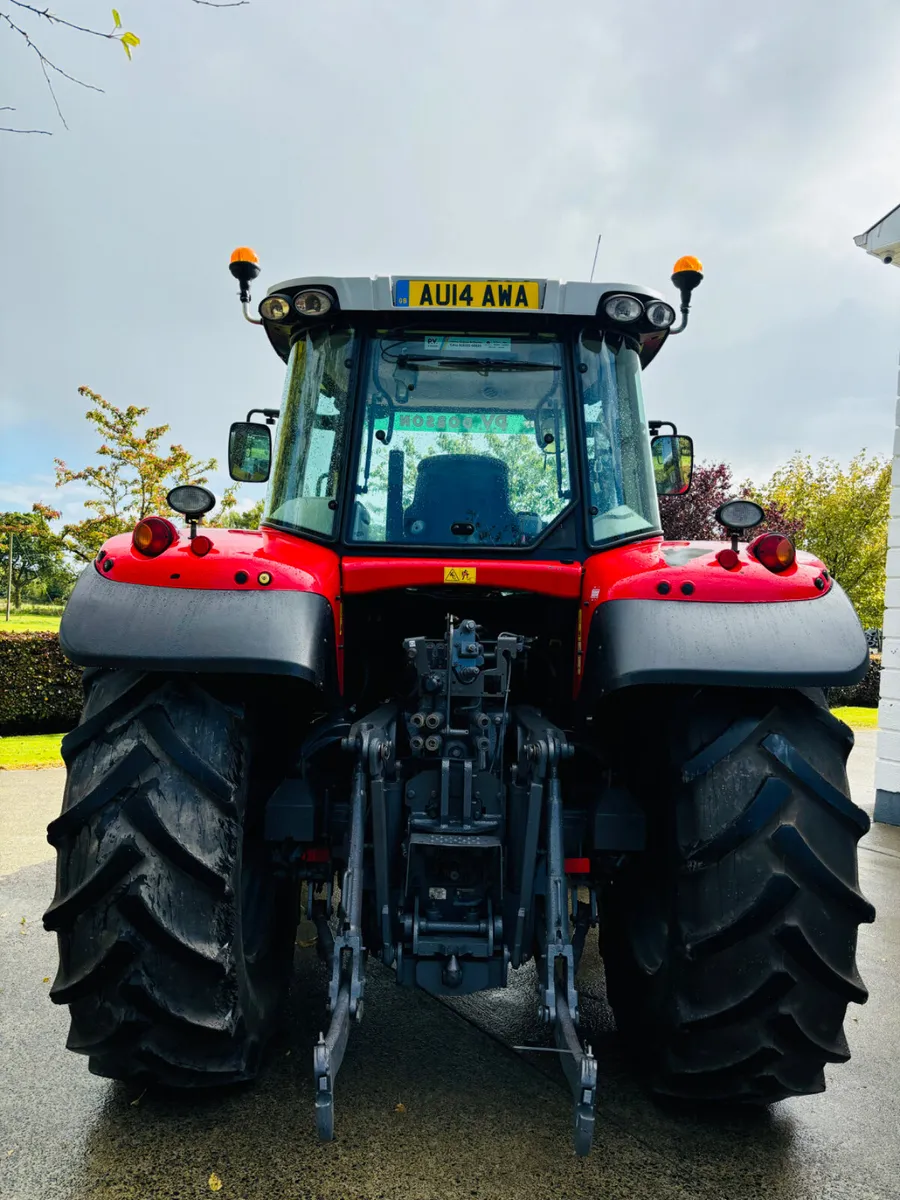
[875, 353, 900, 824]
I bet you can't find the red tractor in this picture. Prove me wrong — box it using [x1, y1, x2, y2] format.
[45, 252, 874, 1154]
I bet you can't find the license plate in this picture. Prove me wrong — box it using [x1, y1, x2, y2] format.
[394, 279, 541, 310]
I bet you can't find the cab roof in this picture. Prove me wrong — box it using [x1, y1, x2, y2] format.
[265, 275, 665, 314]
[260, 275, 672, 368]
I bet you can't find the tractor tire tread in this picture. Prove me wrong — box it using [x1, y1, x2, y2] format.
[603, 688, 873, 1104]
[44, 670, 291, 1086]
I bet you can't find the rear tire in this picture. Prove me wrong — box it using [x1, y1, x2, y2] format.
[602, 687, 875, 1103]
[43, 670, 298, 1086]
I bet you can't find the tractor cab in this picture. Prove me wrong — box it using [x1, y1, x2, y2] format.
[226, 260, 701, 559]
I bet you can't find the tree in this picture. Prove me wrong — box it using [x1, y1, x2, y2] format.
[754, 452, 890, 628]
[53, 385, 235, 562]
[659, 461, 803, 543]
[2, 1, 246, 135]
[0, 509, 67, 608]
[210, 497, 264, 529]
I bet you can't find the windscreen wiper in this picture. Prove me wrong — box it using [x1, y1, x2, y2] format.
[397, 355, 561, 373]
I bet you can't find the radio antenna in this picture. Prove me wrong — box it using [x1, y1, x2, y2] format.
[589, 233, 602, 283]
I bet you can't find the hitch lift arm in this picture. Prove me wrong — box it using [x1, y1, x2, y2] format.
[313, 705, 397, 1142]
[514, 705, 598, 1157]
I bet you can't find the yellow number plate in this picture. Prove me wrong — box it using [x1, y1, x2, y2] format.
[443, 566, 477, 584]
[395, 280, 540, 310]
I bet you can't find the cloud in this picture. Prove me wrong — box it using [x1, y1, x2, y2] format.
[2, 0, 899, 496]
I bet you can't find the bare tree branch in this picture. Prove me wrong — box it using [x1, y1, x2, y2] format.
[1, 13, 105, 92]
[0, 103, 50, 131]
[1, 8, 107, 129]
[37, 53, 67, 128]
[3, 1, 248, 133]
[8, 1, 120, 40]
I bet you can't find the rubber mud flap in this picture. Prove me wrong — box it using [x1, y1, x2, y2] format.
[60, 568, 337, 694]
[583, 582, 868, 698]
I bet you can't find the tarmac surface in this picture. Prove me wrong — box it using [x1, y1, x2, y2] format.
[1, 729, 898, 1200]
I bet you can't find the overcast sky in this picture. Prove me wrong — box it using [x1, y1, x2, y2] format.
[2, 0, 900, 522]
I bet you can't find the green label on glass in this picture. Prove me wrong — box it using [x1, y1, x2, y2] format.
[375, 412, 531, 435]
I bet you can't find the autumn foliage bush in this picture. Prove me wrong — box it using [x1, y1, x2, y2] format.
[659, 462, 803, 542]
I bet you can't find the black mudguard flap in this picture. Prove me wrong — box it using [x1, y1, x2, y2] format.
[582, 582, 868, 698]
[60, 568, 337, 694]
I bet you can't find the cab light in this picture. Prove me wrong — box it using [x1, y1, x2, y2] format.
[646, 300, 676, 328]
[750, 533, 796, 573]
[673, 255, 703, 274]
[230, 246, 259, 266]
[294, 289, 333, 316]
[604, 294, 643, 323]
[132, 517, 175, 557]
[259, 295, 292, 321]
[191, 535, 213, 557]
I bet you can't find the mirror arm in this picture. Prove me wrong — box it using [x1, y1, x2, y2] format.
[246, 409, 280, 425]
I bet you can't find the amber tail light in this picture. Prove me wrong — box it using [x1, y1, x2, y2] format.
[750, 533, 796, 573]
[132, 517, 176, 557]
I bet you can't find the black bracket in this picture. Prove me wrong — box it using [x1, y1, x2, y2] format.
[512, 706, 597, 1156]
[313, 705, 397, 1143]
[246, 407, 281, 425]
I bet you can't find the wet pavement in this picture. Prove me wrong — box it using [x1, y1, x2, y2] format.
[1, 730, 898, 1200]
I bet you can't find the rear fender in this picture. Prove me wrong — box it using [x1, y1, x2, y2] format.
[578, 538, 868, 698]
[61, 528, 341, 696]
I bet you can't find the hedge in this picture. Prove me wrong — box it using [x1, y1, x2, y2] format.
[0, 631, 83, 735]
[828, 652, 881, 710]
[0, 630, 883, 737]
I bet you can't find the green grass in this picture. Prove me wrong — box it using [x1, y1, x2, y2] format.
[0, 733, 64, 769]
[0, 706, 879, 773]
[831, 706, 878, 730]
[1, 611, 62, 632]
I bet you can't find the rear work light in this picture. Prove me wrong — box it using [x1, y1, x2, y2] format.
[750, 532, 796, 573]
[604, 294, 643, 323]
[132, 517, 175, 557]
[294, 289, 333, 316]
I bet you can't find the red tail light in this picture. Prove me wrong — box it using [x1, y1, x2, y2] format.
[750, 532, 796, 573]
[190, 535, 213, 557]
[132, 517, 175, 557]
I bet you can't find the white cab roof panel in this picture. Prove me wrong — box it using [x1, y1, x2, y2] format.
[266, 275, 666, 316]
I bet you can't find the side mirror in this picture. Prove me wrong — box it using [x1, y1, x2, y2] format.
[228, 421, 271, 483]
[651, 434, 693, 495]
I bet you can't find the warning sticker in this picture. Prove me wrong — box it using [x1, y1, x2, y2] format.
[423, 336, 512, 353]
[443, 566, 477, 584]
